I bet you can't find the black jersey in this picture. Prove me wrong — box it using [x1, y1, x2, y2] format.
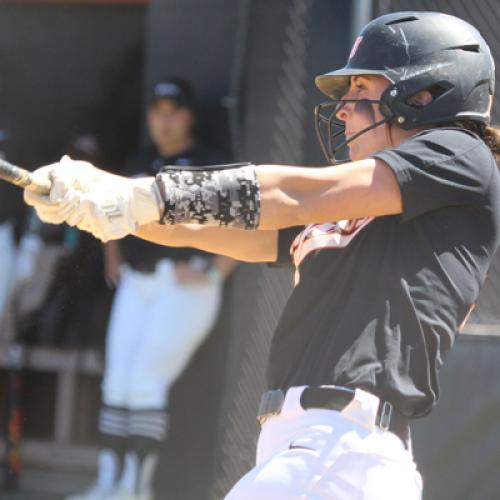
[269, 128, 500, 418]
[121, 144, 227, 269]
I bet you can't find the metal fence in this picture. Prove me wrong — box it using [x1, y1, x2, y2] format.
[208, 1, 352, 497]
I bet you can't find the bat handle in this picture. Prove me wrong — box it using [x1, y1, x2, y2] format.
[0, 159, 51, 195]
[22, 171, 51, 195]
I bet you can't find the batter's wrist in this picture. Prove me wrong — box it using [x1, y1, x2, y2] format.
[131, 177, 163, 226]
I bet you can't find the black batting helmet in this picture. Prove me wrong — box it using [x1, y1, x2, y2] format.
[315, 11, 496, 163]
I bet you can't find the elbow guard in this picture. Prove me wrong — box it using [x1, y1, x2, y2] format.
[155, 163, 260, 229]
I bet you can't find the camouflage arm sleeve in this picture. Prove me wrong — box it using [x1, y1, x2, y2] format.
[155, 163, 260, 229]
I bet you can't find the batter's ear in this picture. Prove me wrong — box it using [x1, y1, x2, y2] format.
[406, 89, 433, 108]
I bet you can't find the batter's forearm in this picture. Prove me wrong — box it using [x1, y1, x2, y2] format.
[153, 163, 323, 231]
[134, 223, 278, 263]
[156, 162, 388, 231]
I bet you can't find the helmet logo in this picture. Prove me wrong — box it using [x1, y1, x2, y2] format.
[349, 36, 363, 60]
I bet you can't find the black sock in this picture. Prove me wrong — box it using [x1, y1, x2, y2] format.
[128, 408, 169, 496]
[97, 405, 129, 485]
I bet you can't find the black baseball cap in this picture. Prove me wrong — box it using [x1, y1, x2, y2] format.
[149, 78, 198, 113]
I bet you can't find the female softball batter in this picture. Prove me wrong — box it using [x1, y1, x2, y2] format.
[25, 11, 500, 499]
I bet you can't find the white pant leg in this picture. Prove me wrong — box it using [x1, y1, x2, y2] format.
[226, 387, 423, 500]
[102, 265, 150, 407]
[127, 260, 223, 409]
[0, 221, 16, 321]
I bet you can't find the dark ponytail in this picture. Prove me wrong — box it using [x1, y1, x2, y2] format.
[443, 120, 500, 159]
[481, 124, 500, 158]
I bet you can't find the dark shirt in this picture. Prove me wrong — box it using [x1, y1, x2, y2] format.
[0, 130, 23, 225]
[0, 182, 22, 225]
[270, 128, 500, 418]
[120, 144, 227, 269]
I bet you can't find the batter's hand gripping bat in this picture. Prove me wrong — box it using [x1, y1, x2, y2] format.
[0, 158, 50, 194]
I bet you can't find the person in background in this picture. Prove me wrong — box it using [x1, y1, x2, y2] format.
[0, 128, 21, 329]
[33, 134, 111, 348]
[66, 78, 235, 500]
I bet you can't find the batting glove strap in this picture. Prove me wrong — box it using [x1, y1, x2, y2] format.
[155, 163, 260, 230]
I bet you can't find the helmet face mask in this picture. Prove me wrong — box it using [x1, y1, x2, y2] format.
[314, 98, 390, 164]
[314, 11, 495, 164]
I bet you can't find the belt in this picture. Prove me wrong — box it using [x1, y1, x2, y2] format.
[257, 386, 411, 449]
[129, 261, 158, 274]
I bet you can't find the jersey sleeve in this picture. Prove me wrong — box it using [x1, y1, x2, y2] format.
[371, 129, 495, 222]
[271, 226, 303, 266]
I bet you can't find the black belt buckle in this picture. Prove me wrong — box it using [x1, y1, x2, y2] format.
[300, 386, 355, 412]
[131, 261, 157, 274]
[257, 389, 285, 424]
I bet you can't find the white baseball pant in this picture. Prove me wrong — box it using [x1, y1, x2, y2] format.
[225, 386, 423, 500]
[102, 259, 222, 409]
[0, 221, 15, 322]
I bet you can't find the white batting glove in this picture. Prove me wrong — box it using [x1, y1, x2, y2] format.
[62, 177, 162, 241]
[24, 156, 162, 242]
[24, 155, 108, 224]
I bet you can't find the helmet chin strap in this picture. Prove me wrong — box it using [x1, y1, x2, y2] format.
[315, 99, 390, 165]
[331, 117, 389, 164]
